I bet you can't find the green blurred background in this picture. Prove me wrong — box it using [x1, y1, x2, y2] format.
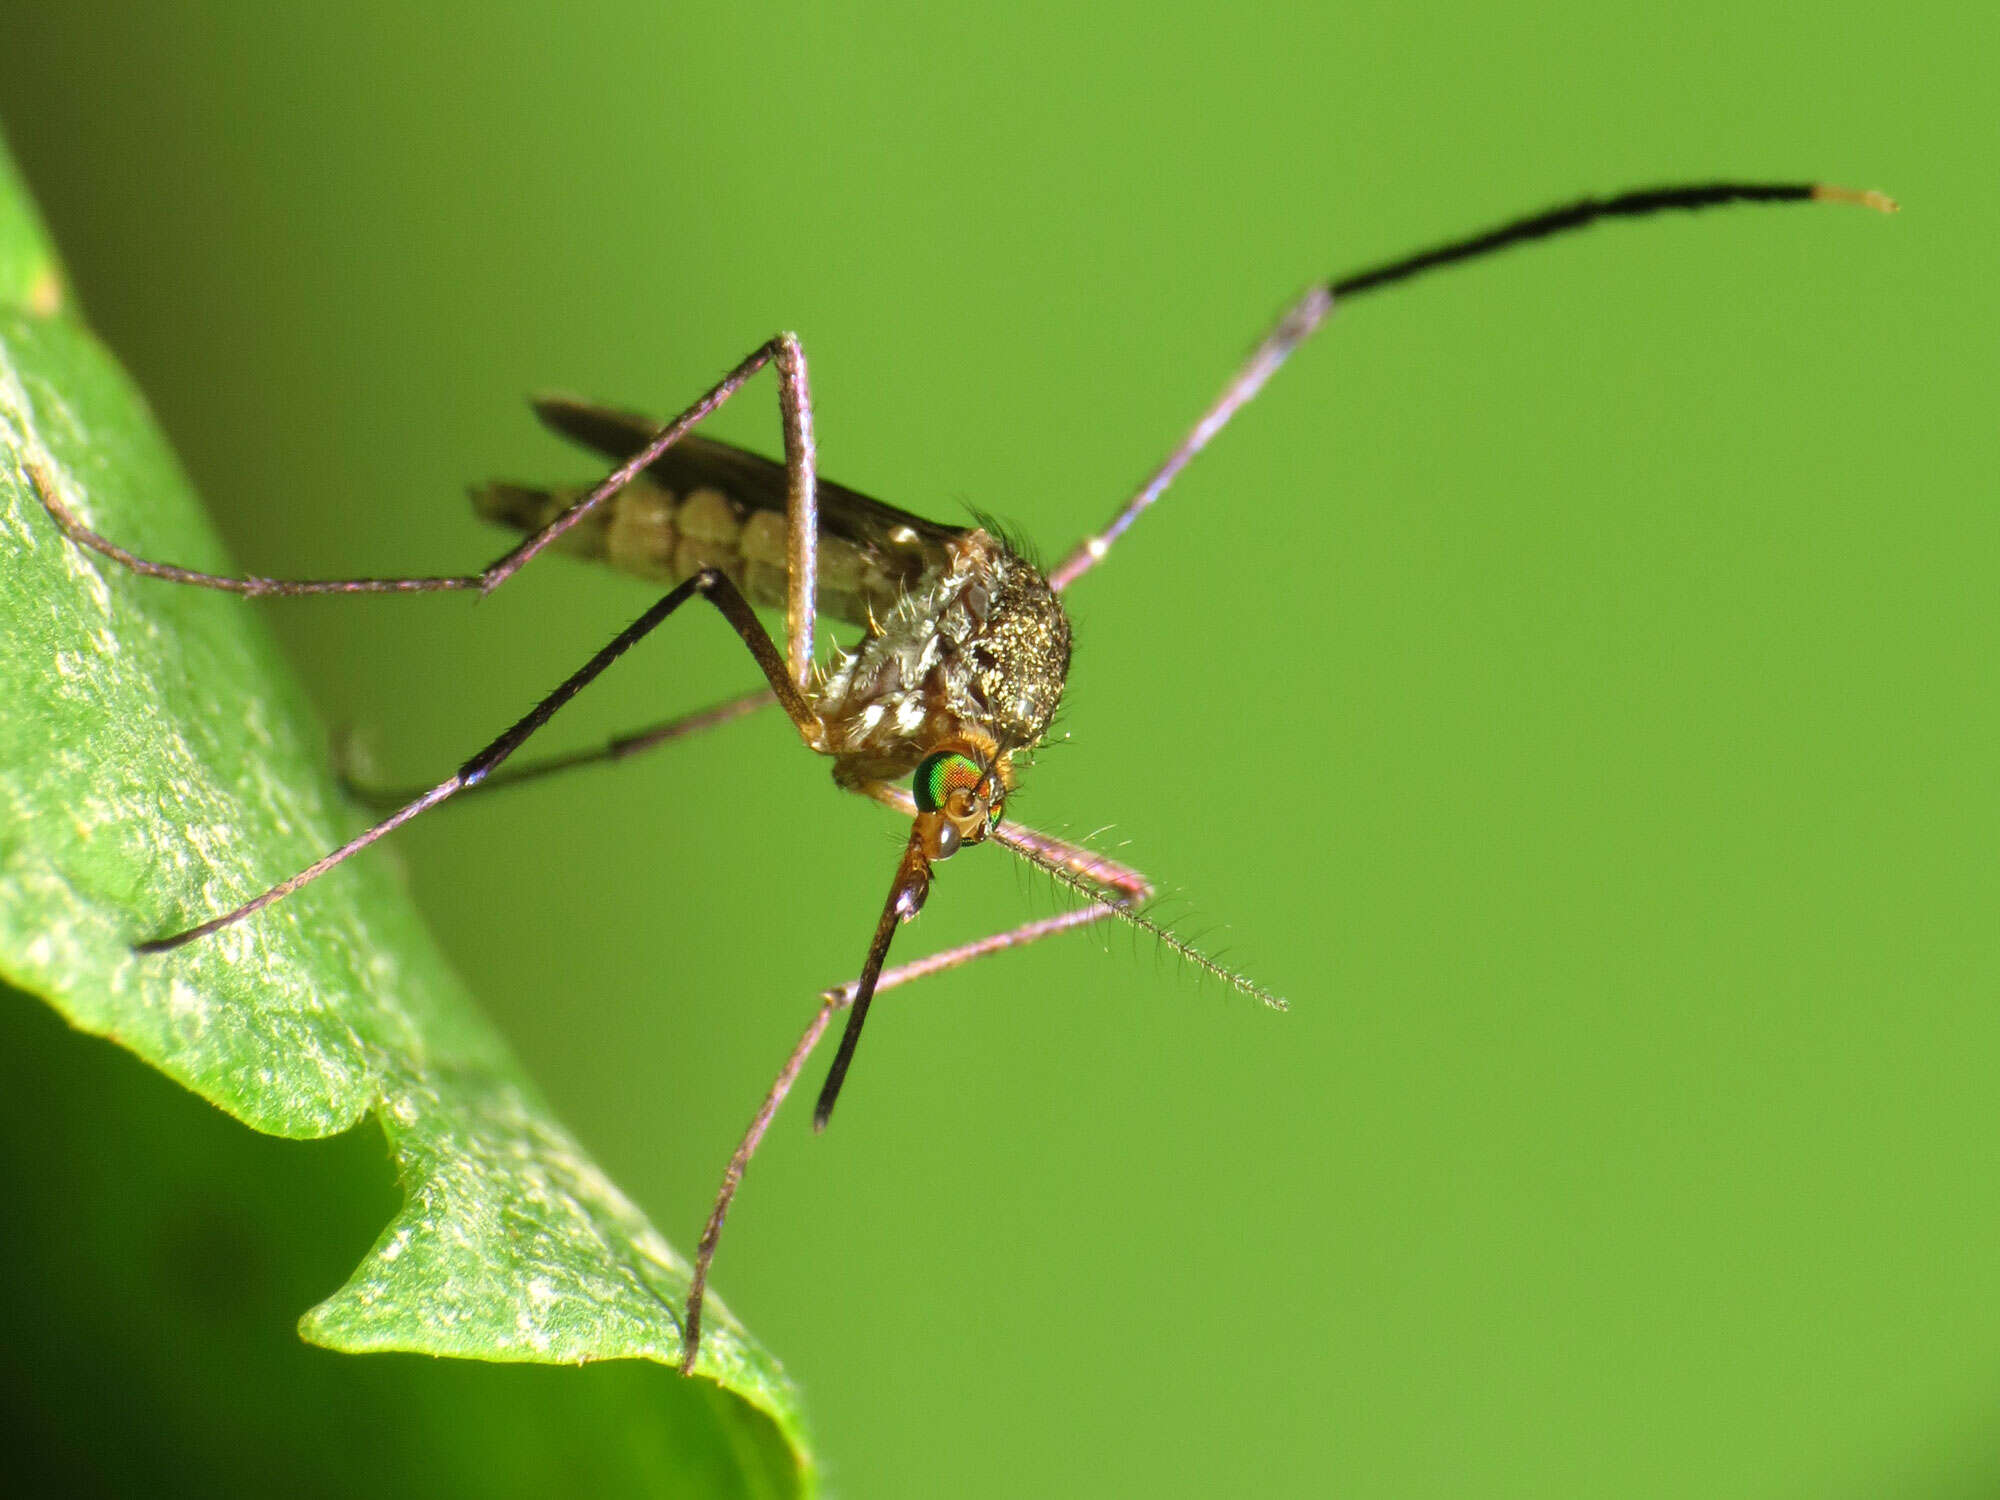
[1, 1, 1992, 1494]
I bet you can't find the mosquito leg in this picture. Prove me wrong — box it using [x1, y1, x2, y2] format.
[25, 460, 481, 596]
[828, 907, 1119, 1002]
[678, 823, 1111, 1370]
[772, 337, 819, 690]
[1045, 284, 1332, 592]
[678, 817, 1233, 1371]
[22, 332, 823, 614]
[335, 686, 779, 809]
[137, 571, 820, 951]
[1048, 180, 1893, 590]
[681, 993, 840, 1374]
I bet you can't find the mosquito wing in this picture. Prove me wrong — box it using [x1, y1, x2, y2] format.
[472, 395, 968, 628]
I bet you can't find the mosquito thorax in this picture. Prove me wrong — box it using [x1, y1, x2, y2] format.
[818, 528, 1071, 789]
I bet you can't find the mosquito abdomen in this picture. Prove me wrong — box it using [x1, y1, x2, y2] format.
[471, 479, 891, 625]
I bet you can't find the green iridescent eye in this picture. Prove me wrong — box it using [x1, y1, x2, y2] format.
[913, 751, 983, 813]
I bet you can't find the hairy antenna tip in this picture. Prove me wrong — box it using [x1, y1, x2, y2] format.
[1812, 184, 1899, 214]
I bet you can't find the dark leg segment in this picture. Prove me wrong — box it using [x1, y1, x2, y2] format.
[136, 572, 818, 951]
[136, 780, 461, 951]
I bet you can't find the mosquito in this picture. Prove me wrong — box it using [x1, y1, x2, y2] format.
[26, 179, 1893, 1372]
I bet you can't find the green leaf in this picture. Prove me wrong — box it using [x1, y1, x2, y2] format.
[0, 137, 61, 316]
[0, 139, 812, 1492]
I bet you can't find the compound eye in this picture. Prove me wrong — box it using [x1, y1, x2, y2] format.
[914, 751, 984, 814]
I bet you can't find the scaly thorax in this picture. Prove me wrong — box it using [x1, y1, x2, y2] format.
[814, 529, 1071, 790]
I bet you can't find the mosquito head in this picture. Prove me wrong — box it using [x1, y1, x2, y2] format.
[911, 745, 1008, 859]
